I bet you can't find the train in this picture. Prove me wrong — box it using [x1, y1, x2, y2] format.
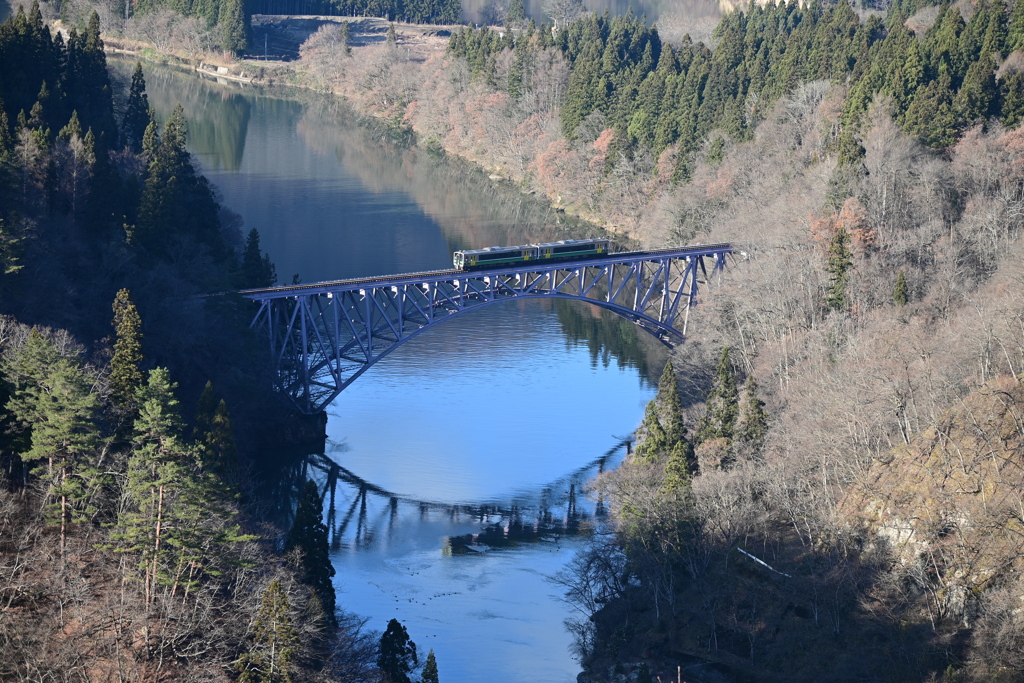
[453, 238, 611, 270]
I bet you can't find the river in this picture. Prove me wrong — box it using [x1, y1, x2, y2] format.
[113, 61, 662, 681]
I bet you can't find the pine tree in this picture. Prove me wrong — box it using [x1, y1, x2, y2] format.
[204, 399, 237, 477]
[737, 379, 768, 456]
[824, 225, 853, 312]
[235, 579, 300, 683]
[240, 228, 277, 288]
[285, 480, 337, 626]
[662, 441, 696, 492]
[902, 73, 957, 148]
[893, 268, 909, 306]
[387, 23, 397, 45]
[193, 382, 236, 476]
[1000, 70, 1024, 127]
[656, 359, 687, 446]
[114, 367, 253, 602]
[696, 347, 739, 445]
[141, 109, 159, 163]
[421, 649, 439, 683]
[194, 380, 217, 440]
[954, 53, 997, 124]
[0, 106, 13, 159]
[633, 398, 668, 459]
[3, 330, 100, 557]
[635, 360, 697, 477]
[219, 0, 249, 55]
[122, 62, 150, 153]
[338, 21, 352, 56]
[110, 288, 144, 413]
[377, 618, 418, 683]
[1009, 0, 1024, 52]
[137, 104, 225, 260]
[115, 367, 192, 606]
[57, 110, 83, 142]
[507, 0, 526, 26]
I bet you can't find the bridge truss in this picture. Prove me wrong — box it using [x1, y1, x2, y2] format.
[244, 244, 734, 413]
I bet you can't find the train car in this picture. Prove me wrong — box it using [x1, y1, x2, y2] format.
[535, 238, 610, 261]
[453, 244, 540, 270]
[453, 238, 611, 271]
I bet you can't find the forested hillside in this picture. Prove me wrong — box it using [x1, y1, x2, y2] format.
[0, 7, 384, 680]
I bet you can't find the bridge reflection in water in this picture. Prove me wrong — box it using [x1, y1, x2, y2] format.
[260, 436, 633, 554]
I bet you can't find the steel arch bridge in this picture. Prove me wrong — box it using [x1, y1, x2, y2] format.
[242, 243, 735, 414]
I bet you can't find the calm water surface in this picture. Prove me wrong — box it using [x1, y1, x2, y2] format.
[121, 62, 660, 681]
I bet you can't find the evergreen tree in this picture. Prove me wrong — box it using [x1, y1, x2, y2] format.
[982, 0, 1008, 57]
[339, 21, 352, 56]
[387, 23, 397, 45]
[57, 110, 82, 142]
[3, 330, 100, 556]
[110, 288, 144, 413]
[421, 649, 439, 683]
[507, 0, 526, 26]
[193, 381, 236, 476]
[824, 224, 853, 312]
[194, 380, 217, 439]
[954, 53, 997, 124]
[902, 73, 958, 148]
[893, 268, 909, 306]
[737, 379, 768, 456]
[696, 346, 739, 445]
[656, 359, 687, 445]
[658, 360, 697, 475]
[115, 367, 192, 606]
[235, 579, 300, 683]
[285, 480, 337, 627]
[633, 398, 668, 459]
[377, 618, 418, 683]
[122, 62, 150, 153]
[1009, 0, 1024, 52]
[662, 441, 696, 492]
[205, 399, 236, 477]
[0, 106, 13, 159]
[137, 104, 225, 261]
[219, 0, 249, 55]
[115, 367, 252, 602]
[1000, 70, 1024, 127]
[240, 228, 277, 288]
[141, 109, 159, 163]
[635, 360, 697, 476]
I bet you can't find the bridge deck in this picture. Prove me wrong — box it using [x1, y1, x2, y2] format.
[239, 243, 733, 299]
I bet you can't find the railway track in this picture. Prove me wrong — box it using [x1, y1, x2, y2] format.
[235, 243, 734, 298]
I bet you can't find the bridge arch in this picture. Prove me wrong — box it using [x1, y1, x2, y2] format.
[244, 244, 734, 413]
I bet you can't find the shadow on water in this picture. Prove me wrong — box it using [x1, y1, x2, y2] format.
[255, 433, 633, 552]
